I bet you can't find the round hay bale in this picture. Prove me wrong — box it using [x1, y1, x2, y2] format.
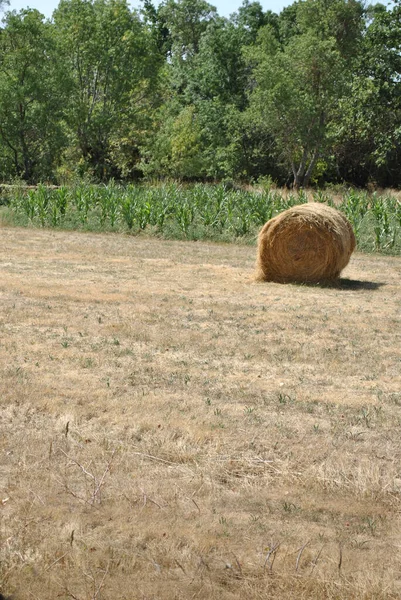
[255, 202, 356, 283]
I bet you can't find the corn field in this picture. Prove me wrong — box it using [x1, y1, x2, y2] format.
[3, 182, 401, 253]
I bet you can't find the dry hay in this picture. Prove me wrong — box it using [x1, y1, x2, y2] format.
[256, 202, 356, 284]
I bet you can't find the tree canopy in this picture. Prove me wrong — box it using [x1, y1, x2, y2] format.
[0, 0, 400, 187]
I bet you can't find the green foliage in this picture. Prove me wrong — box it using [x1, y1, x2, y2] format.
[0, 9, 68, 182]
[245, 0, 365, 188]
[332, 0, 401, 187]
[0, 0, 400, 187]
[7, 182, 401, 254]
[158, 0, 217, 59]
[53, 0, 162, 181]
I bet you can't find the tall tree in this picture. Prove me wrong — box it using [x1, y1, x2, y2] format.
[141, 0, 281, 181]
[333, 0, 401, 186]
[0, 9, 67, 182]
[140, 0, 221, 179]
[53, 0, 161, 180]
[183, 16, 258, 178]
[141, 11, 252, 179]
[158, 0, 217, 60]
[231, 1, 279, 43]
[246, 0, 365, 188]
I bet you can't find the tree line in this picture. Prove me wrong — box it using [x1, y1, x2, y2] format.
[0, 0, 400, 188]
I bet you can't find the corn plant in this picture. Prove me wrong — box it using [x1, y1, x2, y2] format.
[136, 194, 152, 230]
[56, 186, 69, 218]
[370, 195, 395, 250]
[340, 190, 369, 243]
[45, 187, 67, 227]
[120, 190, 136, 230]
[313, 189, 332, 205]
[146, 188, 171, 229]
[48, 193, 60, 226]
[394, 200, 401, 243]
[72, 186, 94, 225]
[174, 196, 195, 236]
[6, 182, 401, 253]
[18, 189, 37, 222]
[97, 184, 119, 228]
[206, 185, 230, 231]
[248, 190, 275, 225]
[34, 184, 51, 226]
[230, 209, 252, 237]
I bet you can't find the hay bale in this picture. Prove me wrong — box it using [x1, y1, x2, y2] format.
[256, 202, 356, 283]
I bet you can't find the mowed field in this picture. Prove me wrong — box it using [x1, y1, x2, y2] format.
[1, 226, 401, 600]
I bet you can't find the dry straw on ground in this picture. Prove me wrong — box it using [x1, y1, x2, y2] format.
[1, 226, 401, 600]
[256, 202, 356, 283]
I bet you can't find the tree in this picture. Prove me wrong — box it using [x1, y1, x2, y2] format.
[231, 1, 279, 43]
[140, 0, 232, 179]
[141, 12, 253, 180]
[187, 17, 249, 108]
[183, 16, 260, 178]
[158, 0, 217, 60]
[53, 0, 162, 180]
[246, 0, 365, 188]
[334, 0, 401, 186]
[0, 9, 67, 182]
[141, 0, 282, 181]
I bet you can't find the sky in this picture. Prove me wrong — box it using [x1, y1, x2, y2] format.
[4, 0, 295, 19]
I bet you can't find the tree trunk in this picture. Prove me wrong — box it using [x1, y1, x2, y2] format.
[293, 147, 309, 190]
[0, 126, 21, 176]
[293, 145, 320, 189]
[303, 147, 320, 188]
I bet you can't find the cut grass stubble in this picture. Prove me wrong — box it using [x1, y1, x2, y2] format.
[1, 227, 401, 599]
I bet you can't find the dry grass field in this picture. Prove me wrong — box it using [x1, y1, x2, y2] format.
[1, 226, 401, 599]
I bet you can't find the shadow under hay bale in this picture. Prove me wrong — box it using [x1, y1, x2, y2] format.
[255, 202, 356, 284]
